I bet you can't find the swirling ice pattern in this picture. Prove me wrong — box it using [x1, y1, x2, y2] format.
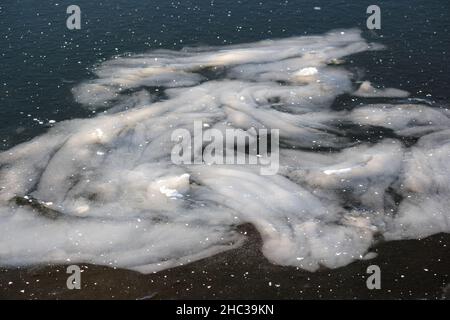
[0, 29, 449, 273]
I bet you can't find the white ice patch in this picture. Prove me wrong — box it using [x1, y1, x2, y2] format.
[323, 168, 352, 175]
[0, 29, 449, 273]
[295, 67, 318, 77]
[350, 104, 450, 136]
[353, 81, 410, 98]
[155, 174, 190, 199]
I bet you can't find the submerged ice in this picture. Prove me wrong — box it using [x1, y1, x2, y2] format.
[0, 29, 449, 273]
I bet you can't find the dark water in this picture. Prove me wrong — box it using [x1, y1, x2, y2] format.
[0, 0, 450, 300]
[1, 0, 449, 150]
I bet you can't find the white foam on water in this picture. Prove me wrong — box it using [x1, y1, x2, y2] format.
[0, 29, 449, 273]
[353, 81, 410, 98]
[349, 104, 450, 136]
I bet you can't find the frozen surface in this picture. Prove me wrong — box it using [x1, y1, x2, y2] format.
[0, 30, 449, 273]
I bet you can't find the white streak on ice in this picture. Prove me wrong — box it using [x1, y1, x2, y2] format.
[353, 81, 410, 98]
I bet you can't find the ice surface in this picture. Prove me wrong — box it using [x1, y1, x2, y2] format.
[0, 29, 449, 272]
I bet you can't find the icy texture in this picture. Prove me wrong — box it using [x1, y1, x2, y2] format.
[0, 30, 449, 273]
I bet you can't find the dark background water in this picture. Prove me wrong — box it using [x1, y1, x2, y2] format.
[0, 0, 449, 300]
[0, 0, 449, 150]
